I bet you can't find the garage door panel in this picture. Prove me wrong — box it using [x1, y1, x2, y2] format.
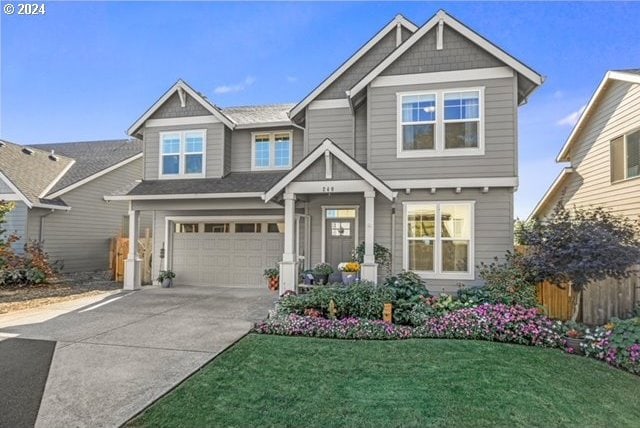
[172, 230, 284, 287]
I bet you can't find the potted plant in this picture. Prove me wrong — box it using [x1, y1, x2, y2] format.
[301, 269, 315, 285]
[263, 266, 279, 292]
[157, 270, 175, 288]
[562, 322, 586, 355]
[313, 262, 333, 285]
[339, 261, 360, 285]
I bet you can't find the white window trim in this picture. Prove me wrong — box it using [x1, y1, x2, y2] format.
[612, 127, 640, 183]
[402, 201, 475, 280]
[158, 129, 207, 179]
[396, 87, 485, 158]
[251, 130, 293, 171]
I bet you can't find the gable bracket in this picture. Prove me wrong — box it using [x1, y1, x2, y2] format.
[177, 87, 186, 108]
[436, 18, 444, 50]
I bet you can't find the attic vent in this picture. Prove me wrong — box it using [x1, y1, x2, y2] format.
[48, 150, 58, 161]
[22, 147, 34, 155]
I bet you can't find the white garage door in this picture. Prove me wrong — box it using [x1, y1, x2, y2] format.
[171, 221, 284, 287]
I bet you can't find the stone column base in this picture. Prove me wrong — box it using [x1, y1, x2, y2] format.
[279, 261, 298, 295]
[124, 258, 142, 290]
[360, 263, 378, 284]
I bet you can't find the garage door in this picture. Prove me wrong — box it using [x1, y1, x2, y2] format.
[171, 221, 284, 287]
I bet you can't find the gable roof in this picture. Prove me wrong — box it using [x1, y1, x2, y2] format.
[127, 79, 236, 137]
[349, 10, 543, 99]
[556, 69, 640, 162]
[263, 138, 396, 202]
[35, 139, 143, 197]
[528, 167, 574, 220]
[0, 139, 75, 209]
[288, 14, 418, 119]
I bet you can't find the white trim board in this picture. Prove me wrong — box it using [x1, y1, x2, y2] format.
[105, 191, 264, 201]
[38, 159, 77, 198]
[0, 193, 21, 201]
[371, 67, 513, 88]
[263, 138, 396, 202]
[349, 10, 543, 98]
[235, 121, 293, 130]
[145, 116, 219, 128]
[46, 154, 142, 199]
[0, 171, 32, 208]
[556, 70, 640, 162]
[128, 79, 236, 137]
[288, 14, 418, 119]
[385, 177, 518, 190]
[528, 167, 573, 221]
[308, 99, 351, 110]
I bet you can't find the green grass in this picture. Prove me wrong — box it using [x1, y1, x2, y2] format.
[130, 335, 640, 428]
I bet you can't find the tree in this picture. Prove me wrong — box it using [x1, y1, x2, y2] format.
[520, 206, 640, 320]
[0, 201, 15, 247]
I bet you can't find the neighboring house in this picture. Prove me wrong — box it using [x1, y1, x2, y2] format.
[530, 70, 640, 220]
[107, 10, 543, 293]
[0, 139, 144, 272]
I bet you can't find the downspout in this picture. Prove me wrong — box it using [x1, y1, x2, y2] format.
[391, 204, 396, 274]
[39, 209, 55, 242]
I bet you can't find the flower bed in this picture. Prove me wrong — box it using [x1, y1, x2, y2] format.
[583, 318, 640, 375]
[256, 303, 560, 347]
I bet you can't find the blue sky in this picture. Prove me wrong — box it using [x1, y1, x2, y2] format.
[1, 1, 639, 218]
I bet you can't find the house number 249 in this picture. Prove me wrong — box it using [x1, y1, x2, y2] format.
[322, 185, 335, 193]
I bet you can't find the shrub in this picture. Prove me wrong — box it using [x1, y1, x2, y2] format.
[278, 281, 393, 320]
[413, 304, 561, 347]
[384, 271, 430, 325]
[457, 286, 491, 305]
[583, 317, 640, 375]
[255, 314, 413, 340]
[351, 242, 392, 274]
[313, 262, 333, 276]
[478, 252, 538, 308]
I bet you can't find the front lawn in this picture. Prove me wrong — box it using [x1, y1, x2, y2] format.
[129, 335, 640, 427]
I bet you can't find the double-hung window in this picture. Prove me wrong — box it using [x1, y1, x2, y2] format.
[160, 130, 205, 178]
[404, 202, 474, 279]
[611, 129, 640, 182]
[252, 131, 293, 170]
[398, 88, 483, 157]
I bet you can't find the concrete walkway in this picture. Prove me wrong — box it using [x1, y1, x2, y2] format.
[0, 286, 274, 428]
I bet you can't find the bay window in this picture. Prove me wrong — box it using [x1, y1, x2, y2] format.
[404, 201, 474, 279]
[397, 88, 483, 157]
[252, 131, 293, 170]
[160, 130, 205, 178]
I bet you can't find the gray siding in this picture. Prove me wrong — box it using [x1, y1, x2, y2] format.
[401, 26, 413, 42]
[368, 77, 517, 180]
[540, 80, 640, 220]
[27, 159, 149, 272]
[230, 128, 304, 172]
[143, 122, 226, 179]
[4, 201, 28, 250]
[318, 31, 398, 100]
[223, 126, 232, 175]
[382, 25, 504, 76]
[0, 180, 14, 193]
[354, 104, 367, 163]
[295, 155, 360, 182]
[149, 92, 211, 119]
[307, 107, 354, 155]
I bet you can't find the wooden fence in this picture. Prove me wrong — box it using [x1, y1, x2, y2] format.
[109, 228, 152, 284]
[537, 275, 639, 324]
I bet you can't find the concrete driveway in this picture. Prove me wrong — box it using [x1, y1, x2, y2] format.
[0, 285, 274, 428]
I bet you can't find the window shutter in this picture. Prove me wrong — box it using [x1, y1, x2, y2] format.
[611, 136, 625, 182]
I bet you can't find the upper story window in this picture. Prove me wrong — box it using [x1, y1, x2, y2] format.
[160, 130, 205, 178]
[403, 201, 474, 280]
[611, 129, 640, 182]
[252, 131, 292, 171]
[397, 88, 484, 158]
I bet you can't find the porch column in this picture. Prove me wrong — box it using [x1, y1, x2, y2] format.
[280, 192, 297, 295]
[361, 190, 378, 283]
[124, 209, 141, 290]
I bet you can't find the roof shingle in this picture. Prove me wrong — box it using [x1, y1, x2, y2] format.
[221, 104, 294, 126]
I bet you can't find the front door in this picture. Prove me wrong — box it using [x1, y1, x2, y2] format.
[325, 218, 355, 268]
